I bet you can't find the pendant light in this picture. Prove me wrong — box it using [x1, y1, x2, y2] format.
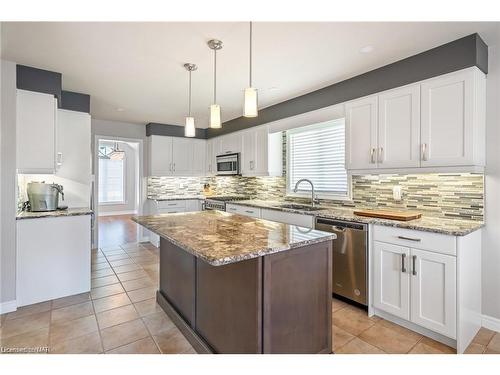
[244, 21, 258, 117]
[207, 39, 223, 128]
[184, 63, 197, 137]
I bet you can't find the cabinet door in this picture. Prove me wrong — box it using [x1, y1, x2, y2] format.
[421, 69, 474, 167]
[220, 132, 242, 155]
[378, 85, 420, 168]
[241, 129, 256, 175]
[16, 89, 57, 173]
[373, 241, 410, 320]
[149, 135, 173, 176]
[56, 110, 91, 184]
[254, 126, 270, 175]
[171, 137, 193, 176]
[206, 139, 215, 175]
[345, 95, 378, 170]
[410, 248, 456, 338]
[191, 139, 206, 176]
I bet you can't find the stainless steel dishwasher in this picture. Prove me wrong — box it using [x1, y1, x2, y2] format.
[315, 217, 368, 306]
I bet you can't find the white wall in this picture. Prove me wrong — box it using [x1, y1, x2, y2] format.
[483, 25, 500, 321]
[98, 140, 138, 215]
[0, 59, 17, 306]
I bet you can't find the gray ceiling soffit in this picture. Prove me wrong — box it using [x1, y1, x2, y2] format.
[16, 64, 62, 102]
[146, 123, 208, 139]
[207, 33, 488, 138]
[61, 90, 91, 113]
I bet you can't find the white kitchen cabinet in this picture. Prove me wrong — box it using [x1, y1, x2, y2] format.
[191, 139, 206, 176]
[261, 208, 314, 228]
[373, 241, 410, 320]
[226, 203, 261, 218]
[241, 126, 283, 177]
[372, 224, 480, 352]
[378, 85, 421, 168]
[410, 248, 457, 338]
[16, 89, 58, 174]
[148, 135, 174, 176]
[171, 137, 193, 176]
[345, 95, 378, 170]
[16, 215, 91, 306]
[420, 68, 485, 167]
[55, 109, 91, 184]
[218, 132, 242, 155]
[205, 138, 216, 175]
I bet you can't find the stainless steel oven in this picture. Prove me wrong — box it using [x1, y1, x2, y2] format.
[216, 153, 240, 175]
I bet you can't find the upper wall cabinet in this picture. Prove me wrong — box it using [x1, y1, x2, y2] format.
[420, 68, 485, 168]
[346, 67, 486, 172]
[16, 89, 58, 174]
[241, 126, 283, 177]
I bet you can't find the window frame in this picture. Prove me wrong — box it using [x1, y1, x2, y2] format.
[285, 119, 352, 201]
[98, 153, 127, 205]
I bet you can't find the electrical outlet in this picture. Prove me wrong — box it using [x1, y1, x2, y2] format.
[393, 186, 402, 201]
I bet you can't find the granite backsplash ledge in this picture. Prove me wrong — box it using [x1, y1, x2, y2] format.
[147, 173, 484, 221]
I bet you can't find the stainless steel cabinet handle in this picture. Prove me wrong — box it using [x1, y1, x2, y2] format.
[245, 210, 254, 214]
[401, 253, 407, 273]
[173, 163, 176, 172]
[397, 235, 421, 242]
[378, 147, 383, 163]
[169, 163, 172, 172]
[250, 160, 254, 170]
[370, 148, 376, 163]
[421, 143, 428, 161]
[412, 255, 417, 276]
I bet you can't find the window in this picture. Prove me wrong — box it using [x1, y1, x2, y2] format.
[286, 119, 349, 199]
[98, 145, 126, 204]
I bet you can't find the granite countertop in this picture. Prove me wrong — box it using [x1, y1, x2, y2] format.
[132, 210, 335, 266]
[148, 196, 206, 201]
[232, 200, 484, 236]
[16, 207, 93, 220]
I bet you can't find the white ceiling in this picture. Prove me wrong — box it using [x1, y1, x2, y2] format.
[1, 22, 499, 128]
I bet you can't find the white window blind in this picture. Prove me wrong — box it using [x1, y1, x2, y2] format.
[98, 158, 125, 204]
[287, 119, 348, 198]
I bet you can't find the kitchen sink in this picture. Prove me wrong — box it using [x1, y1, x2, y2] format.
[276, 203, 326, 211]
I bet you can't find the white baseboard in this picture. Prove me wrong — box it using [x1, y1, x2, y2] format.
[98, 210, 137, 217]
[482, 314, 500, 333]
[0, 300, 17, 314]
[138, 236, 150, 243]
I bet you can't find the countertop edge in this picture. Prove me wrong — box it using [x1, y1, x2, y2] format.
[16, 209, 94, 220]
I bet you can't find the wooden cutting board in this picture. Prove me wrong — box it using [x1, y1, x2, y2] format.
[353, 209, 422, 221]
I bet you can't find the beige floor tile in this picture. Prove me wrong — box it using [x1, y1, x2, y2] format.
[142, 263, 159, 273]
[145, 270, 160, 284]
[92, 262, 112, 271]
[91, 268, 115, 279]
[106, 254, 132, 262]
[117, 269, 149, 282]
[103, 249, 128, 256]
[376, 319, 422, 341]
[113, 263, 143, 274]
[472, 327, 496, 346]
[100, 319, 149, 351]
[106, 337, 160, 354]
[50, 331, 103, 354]
[417, 337, 455, 354]
[127, 286, 157, 303]
[100, 245, 122, 252]
[464, 343, 486, 354]
[49, 315, 99, 344]
[332, 306, 378, 336]
[0, 311, 51, 339]
[134, 298, 163, 317]
[335, 338, 385, 354]
[142, 311, 176, 336]
[110, 258, 136, 267]
[91, 275, 120, 288]
[4, 301, 52, 321]
[51, 301, 94, 323]
[153, 329, 193, 354]
[332, 324, 355, 351]
[332, 298, 349, 313]
[93, 293, 132, 313]
[485, 348, 500, 354]
[121, 243, 145, 250]
[485, 332, 500, 351]
[122, 277, 154, 292]
[0, 326, 49, 349]
[91, 283, 125, 300]
[96, 305, 139, 329]
[131, 257, 158, 266]
[359, 322, 421, 354]
[91, 258, 108, 265]
[51, 292, 91, 309]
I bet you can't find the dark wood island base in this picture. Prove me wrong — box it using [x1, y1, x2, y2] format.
[157, 238, 332, 354]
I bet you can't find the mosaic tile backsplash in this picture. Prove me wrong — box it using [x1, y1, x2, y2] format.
[147, 173, 484, 221]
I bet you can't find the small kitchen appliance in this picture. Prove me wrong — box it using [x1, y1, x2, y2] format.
[26, 182, 65, 212]
[216, 153, 240, 175]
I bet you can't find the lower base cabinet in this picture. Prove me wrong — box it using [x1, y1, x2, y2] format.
[372, 224, 480, 353]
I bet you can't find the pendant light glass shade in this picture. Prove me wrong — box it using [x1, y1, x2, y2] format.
[209, 104, 222, 128]
[184, 116, 196, 137]
[244, 87, 258, 117]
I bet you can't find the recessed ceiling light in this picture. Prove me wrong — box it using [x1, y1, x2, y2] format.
[116, 107, 125, 112]
[360, 45, 374, 54]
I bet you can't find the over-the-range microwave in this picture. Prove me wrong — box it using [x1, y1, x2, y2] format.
[216, 153, 240, 175]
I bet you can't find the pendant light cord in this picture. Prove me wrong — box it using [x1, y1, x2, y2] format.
[188, 69, 192, 116]
[249, 21, 253, 87]
[214, 48, 217, 104]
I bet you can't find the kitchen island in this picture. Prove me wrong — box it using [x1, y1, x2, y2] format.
[133, 210, 335, 354]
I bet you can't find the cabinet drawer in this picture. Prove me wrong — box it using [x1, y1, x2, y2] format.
[158, 208, 185, 214]
[373, 225, 456, 256]
[261, 209, 314, 229]
[226, 204, 261, 218]
[157, 200, 187, 209]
